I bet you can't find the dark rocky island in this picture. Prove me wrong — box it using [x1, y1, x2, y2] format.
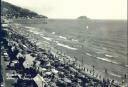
[77, 16, 90, 20]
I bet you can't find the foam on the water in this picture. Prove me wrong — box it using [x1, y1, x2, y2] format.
[86, 53, 92, 56]
[109, 72, 122, 78]
[34, 31, 40, 35]
[25, 26, 37, 30]
[59, 36, 67, 40]
[96, 57, 119, 65]
[29, 30, 40, 35]
[105, 54, 113, 58]
[39, 33, 44, 36]
[56, 42, 77, 50]
[42, 36, 52, 41]
[71, 39, 78, 42]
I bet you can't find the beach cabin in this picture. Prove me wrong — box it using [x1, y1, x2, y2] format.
[33, 74, 45, 87]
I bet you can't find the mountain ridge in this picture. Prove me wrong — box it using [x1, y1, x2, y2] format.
[1, 1, 48, 19]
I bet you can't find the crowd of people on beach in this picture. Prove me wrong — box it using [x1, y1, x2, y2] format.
[1, 19, 122, 87]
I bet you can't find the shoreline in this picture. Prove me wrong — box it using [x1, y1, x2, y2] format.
[19, 23, 126, 82]
[1, 18, 127, 86]
[10, 23, 125, 86]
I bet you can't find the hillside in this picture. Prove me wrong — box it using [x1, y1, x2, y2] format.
[1, 1, 47, 19]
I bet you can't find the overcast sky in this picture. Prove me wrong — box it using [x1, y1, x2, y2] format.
[3, 0, 127, 19]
